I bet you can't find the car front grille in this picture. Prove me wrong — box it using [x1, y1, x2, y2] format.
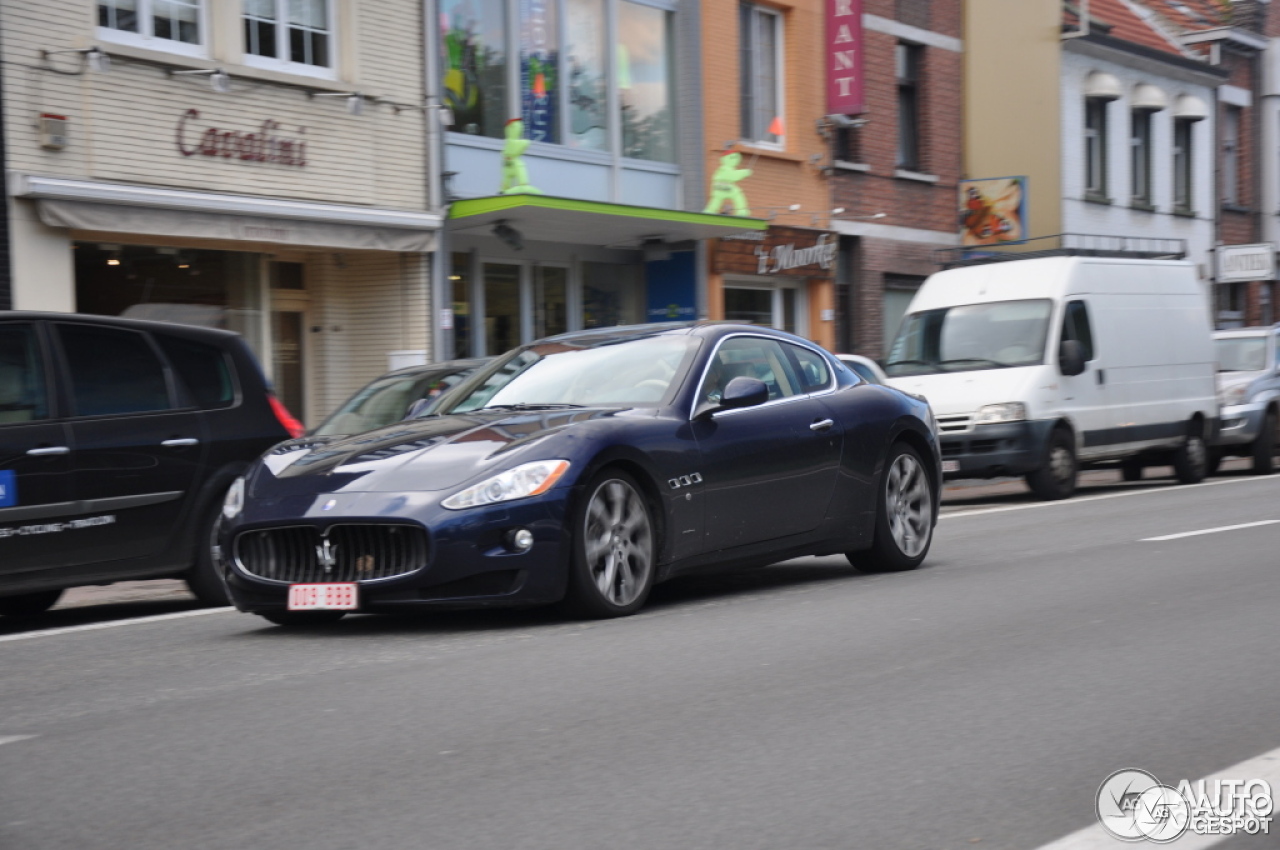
[235, 524, 429, 583]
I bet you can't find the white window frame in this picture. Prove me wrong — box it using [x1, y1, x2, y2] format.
[1130, 109, 1152, 204]
[1084, 97, 1109, 198]
[739, 4, 786, 149]
[241, 0, 338, 80]
[96, 0, 209, 58]
[723, 277, 807, 338]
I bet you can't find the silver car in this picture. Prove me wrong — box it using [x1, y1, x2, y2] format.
[1213, 327, 1280, 474]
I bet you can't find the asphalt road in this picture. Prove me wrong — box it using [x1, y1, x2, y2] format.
[2, 465, 1278, 849]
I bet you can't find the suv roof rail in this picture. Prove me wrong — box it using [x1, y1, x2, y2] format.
[935, 233, 1188, 269]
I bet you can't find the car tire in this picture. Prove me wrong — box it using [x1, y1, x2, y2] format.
[1251, 410, 1277, 475]
[256, 610, 347, 627]
[184, 484, 233, 606]
[1120, 456, 1143, 482]
[563, 470, 656, 618]
[1174, 423, 1208, 484]
[847, 442, 934, 573]
[0, 589, 64, 617]
[1025, 428, 1077, 500]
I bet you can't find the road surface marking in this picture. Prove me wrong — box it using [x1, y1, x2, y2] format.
[0, 607, 232, 644]
[1142, 519, 1280, 542]
[942, 475, 1279, 520]
[1034, 744, 1280, 849]
[0, 735, 37, 747]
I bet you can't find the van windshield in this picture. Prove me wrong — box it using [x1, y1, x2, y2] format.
[885, 299, 1053, 377]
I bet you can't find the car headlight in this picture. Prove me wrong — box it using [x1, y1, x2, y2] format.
[222, 476, 246, 520]
[442, 460, 571, 510]
[975, 402, 1027, 424]
[1222, 384, 1250, 406]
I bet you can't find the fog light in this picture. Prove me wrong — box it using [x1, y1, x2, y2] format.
[506, 528, 534, 552]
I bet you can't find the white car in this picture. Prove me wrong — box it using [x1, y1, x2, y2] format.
[836, 353, 889, 385]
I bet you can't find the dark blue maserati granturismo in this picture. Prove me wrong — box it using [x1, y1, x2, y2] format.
[220, 322, 940, 625]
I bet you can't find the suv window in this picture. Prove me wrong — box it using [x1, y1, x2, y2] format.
[0, 324, 49, 423]
[57, 324, 174, 416]
[155, 334, 237, 409]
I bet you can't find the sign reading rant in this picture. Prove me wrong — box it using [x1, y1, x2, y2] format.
[176, 109, 307, 167]
[714, 227, 837, 278]
[827, 0, 864, 115]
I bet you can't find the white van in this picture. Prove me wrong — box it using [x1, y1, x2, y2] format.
[884, 256, 1217, 499]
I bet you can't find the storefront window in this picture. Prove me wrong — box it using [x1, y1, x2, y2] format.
[583, 262, 644, 328]
[450, 252, 473, 359]
[73, 243, 265, 362]
[725, 284, 799, 334]
[520, 0, 559, 144]
[618, 2, 674, 162]
[566, 0, 607, 151]
[442, 0, 509, 139]
[484, 263, 522, 354]
[535, 266, 568, 338]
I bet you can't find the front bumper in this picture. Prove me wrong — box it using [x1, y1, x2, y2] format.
[938, 419, 1056, 479]
[1215, 402, 1266, 447]
[223, 489, 574, 614]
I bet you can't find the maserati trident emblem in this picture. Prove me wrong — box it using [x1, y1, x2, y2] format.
[315, 538, 338, 573]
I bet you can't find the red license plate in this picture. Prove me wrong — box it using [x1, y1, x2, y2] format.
[287, 583, 358, 611]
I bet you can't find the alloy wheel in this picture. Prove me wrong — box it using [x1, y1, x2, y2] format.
[885, 452, 932, 558]
[583, 479, 654, 607]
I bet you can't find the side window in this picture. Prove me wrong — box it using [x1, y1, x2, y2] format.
[1061, 300, 1095, 361]
[701, 337, 803, 405]
[57, 325, 174, 417]
[786, 344, 832, 392]
[0, 324, 49, 424]
[155, 335, 237, 409]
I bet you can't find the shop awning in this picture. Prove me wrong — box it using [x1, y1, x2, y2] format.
[447, 195, 768, 247]
[11, 174, 442, 253]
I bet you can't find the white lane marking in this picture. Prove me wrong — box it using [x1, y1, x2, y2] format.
[942, 474, 1280, 520]
[1034, 744, 1280, 849]
[0, 607, 232, 644]
[0, 735, 37, 746]
[1142, 519, 1280, 542]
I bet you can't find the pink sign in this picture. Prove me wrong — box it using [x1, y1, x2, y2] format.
[826, 0, 864, 116]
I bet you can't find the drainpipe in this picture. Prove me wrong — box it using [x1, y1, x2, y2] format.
[1062, 0, 1090, 39]
[424, 0, 451, 360]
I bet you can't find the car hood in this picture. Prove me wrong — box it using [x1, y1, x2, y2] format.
[255, 408, 630, 495]
[1217, 370, 1265, 392]
[885, 367, 1038, 416]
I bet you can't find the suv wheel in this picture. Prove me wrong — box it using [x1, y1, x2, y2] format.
[1025, 428, 1077, 500]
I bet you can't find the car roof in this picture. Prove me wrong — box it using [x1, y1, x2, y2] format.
[379, 358, 490, 378]
[534, 321, 824, 349]
[0, 310, 243, 342]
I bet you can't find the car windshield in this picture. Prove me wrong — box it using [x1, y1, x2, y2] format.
[312, 368, 473, 436]
[439, 335, 699, 413]
[1215, 336, 1270, 372]
[885, 299, 1053, 377]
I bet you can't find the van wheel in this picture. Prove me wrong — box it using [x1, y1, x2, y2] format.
[1174, 425, 1208, 484]
[184, 490, 231, 606]
[1025, 428, 1077, 500]
[1120, 457, 1143, 482]
[1251, 410, 1276, 475]
[0, 589, 64, 616]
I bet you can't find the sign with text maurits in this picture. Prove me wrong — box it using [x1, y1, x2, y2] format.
[827, 0, 864, 115]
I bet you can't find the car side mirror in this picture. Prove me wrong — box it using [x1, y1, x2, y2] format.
[404, 398, 432, 419]
[720, 376, 769, 409]
[1059, 339, 1086, 377]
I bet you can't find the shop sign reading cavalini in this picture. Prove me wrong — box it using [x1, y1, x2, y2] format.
[176, 109, 308, 167]
[714, 226, 837, 277]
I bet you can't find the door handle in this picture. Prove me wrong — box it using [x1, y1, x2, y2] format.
[810, 418, 835, 432]
[161, 438, 200, 448]
[1096, 369, 1105, 386]
[26, 446, 70, 456]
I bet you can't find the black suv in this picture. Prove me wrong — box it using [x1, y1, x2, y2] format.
[0, 312, 301, 615]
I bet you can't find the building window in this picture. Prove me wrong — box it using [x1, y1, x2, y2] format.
[1173, 118, 1193, 212]
[896, 43, 922, 171]
[1223, 106, 1241, 206]
[520, 0, 560, 143]
[619, 1, 675, 162]
[739, 4, 784, 146]
[723, 282, 803, 336]
[1130, 109, 1152, 204]
[1084, 97, 1108, 198]
[98, 0, 203, 53]
[442, 0, 510, 139]
[566, 0, 607, 150]
[243, 0, 333, 75]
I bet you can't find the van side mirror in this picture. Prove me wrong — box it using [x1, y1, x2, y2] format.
[1059, 339, 1086, 377]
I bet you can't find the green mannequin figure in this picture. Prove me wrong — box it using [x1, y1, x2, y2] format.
[500, 118, 544, 195]
[703, 152, 752, 216]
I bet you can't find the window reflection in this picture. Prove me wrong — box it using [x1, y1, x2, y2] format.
[618, 2, 674, 162]
[442, 0, 509, 139]
[520, 0, 559, 143]
[566, 0, 607, 151]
